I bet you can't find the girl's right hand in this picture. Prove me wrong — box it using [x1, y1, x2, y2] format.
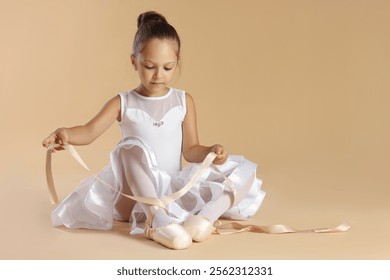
[42, 128, 69, 152]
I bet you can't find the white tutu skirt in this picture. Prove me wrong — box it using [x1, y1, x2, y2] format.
[51, 137, 266, 234]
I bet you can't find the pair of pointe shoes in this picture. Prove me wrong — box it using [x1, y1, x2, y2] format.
[144, 215, 215, 250]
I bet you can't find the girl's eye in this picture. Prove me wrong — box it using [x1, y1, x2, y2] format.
[143, 65, 174, 71]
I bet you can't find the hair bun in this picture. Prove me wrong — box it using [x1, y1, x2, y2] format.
[137, 11, 168, 28]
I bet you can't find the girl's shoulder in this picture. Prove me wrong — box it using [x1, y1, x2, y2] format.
[116, 90, 132, 102]
[170, 88, 197, 114]
[164, 87, 186, 101]
[171, 87, 193, 100]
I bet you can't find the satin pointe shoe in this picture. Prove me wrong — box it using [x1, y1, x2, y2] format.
[144, 216, 192, 250]
[183, 215, 215, 242]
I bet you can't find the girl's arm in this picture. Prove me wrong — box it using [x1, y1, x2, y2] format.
[42, 95, 121, 150]
[182, 92, 228, 165]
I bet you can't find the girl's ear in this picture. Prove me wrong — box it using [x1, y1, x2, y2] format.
[130, 54, 137, 70]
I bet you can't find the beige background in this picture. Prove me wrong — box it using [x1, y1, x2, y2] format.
[1, 0, 389, 259]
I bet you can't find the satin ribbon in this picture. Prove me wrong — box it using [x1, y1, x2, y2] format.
[45, 144, 351, 234]
[214, 221, 351, 235]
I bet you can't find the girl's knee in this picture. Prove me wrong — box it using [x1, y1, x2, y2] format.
[118, 145, 145, 163]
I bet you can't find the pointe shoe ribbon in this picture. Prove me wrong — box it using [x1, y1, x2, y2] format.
[46, 144, 88, 204]
[214, 221, 351, 235]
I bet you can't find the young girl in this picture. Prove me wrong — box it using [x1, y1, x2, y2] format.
[42, 11, 265, 250]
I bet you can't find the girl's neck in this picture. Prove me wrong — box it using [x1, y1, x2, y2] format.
[134, 85, 171, 98]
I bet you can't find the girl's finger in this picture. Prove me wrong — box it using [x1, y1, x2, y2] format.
[43, 140, 53, 148]
[215, 146, 224, 154]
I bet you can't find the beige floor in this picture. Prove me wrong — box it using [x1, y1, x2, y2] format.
[1, 143, 389, 260]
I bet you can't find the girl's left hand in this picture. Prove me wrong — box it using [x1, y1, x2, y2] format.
[212, 144, 228, 165]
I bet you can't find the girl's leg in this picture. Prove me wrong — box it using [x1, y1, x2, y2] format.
[184, 179, 252, 242]
[197, 179, 252, 223]
[118, 146, 177, 228]
[197, 193, 232, 223]
[117, 145, 192, 249]
[183, 193, 232, 242]
[114, 175, 136, 221]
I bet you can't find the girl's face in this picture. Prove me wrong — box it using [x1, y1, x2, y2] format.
[132, 38, 179, 96]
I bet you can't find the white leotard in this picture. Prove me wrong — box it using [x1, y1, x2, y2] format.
[118, 88, 186, 174]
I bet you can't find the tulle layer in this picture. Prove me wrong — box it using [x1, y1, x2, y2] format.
[51, 137, 266, 234]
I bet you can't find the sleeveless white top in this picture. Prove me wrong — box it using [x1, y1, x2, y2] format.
[118, 88, 186, 174]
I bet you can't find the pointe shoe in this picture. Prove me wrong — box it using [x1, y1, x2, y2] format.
[144, 219, 192, 250]
[183, 215, 215, 242]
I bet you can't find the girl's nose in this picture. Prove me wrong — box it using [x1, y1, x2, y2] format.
[154, 68, 163, 79]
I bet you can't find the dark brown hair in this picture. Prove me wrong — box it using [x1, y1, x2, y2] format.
[133, 11, 181, 58]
